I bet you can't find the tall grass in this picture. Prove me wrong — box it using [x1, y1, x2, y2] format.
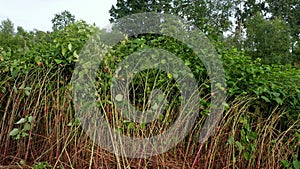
[0, 67, 299, 168]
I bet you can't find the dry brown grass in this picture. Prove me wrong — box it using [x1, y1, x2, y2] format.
[0, 68, 299, 168]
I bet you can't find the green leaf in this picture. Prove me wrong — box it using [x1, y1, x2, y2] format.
[244, 152, 251, 160]
[19, 159, 25, 165]
[293, 160, 300, 169]
[167, 73, 172, 79]
[274, 97, 283, 105]
[158, 114, 164, 122]
[140, 123, 146, 129]
[0, 85, 6, 93]
[22, 132, 29, 137]
[272, 92, 280, 97]
[127, 122, 135, 130]
[23, 123, 31, 131]
[27, 116, 33, 123]
[261, 96, 271, 102]
[15, 118, 27, 124]
[74, 118, 80, 125]
[68, 43, 72, 51]
[24, 90, 30, 96]
[54, 59, 63, 64]
[24, 87, 31, 91]
[234, 141, 244, 152]
[11, 70, 19, 77]
[185, 60, 191, 66]
[9, 128, 20, 136]
[62, 47, 67, 56]
[227, 136, 234, 145]
[67, 122, 73, 127]
[73, 51, 79, 60]
[281, 160, 290, 168]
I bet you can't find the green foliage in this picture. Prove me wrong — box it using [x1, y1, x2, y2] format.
[228, 0, 300, 63]
[281, 158, 300, 169]
[51, 10, 75, 31]
[245, 12, 291, 64]
[95, 30, 300, 132]
[109, 0, 173, 22]
[109, 0, 233, 41]
[238, 115, 257, 161]
[0, 19, 97, 78]
[105, 0, 300, 64]
[0, 18, 14, 35]
[51, 20, 97, 74]
[9, 115, 33, 140]
[33, 161, 53, 169]
[221, 46, 300, 118]
[266, 0, 300, 54]
[177, 0, 233, 39]
[0, 8, 299, 168]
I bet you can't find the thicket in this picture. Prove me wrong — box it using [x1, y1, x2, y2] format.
[0, 7, 299, 169]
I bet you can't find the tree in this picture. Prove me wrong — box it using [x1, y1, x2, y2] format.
[175, 0, 233, 39]
[0, 19, 14, 35]
[109, 0, 173, 23]
[109, 0, 233, 41]
[109, 0, 173, 37]
[51, 10, 75, 31]
[226, 0, 269, 50]
[266, 0, 300, 55]
[0, 19, 15, 51]
[230, 0, 299, 60]
[245, 12, 291, 64]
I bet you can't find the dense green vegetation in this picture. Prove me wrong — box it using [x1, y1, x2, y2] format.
[0, 1, 299, 168]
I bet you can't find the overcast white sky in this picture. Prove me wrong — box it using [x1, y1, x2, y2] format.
[0, 0, 117, 31]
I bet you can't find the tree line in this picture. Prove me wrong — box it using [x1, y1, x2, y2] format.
[0, 1, 299, 65]
[109, 0, 300, 64]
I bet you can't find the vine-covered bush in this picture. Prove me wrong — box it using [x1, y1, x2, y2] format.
[221, 47, 300, 121]
[0, 20, 97, 78]
[93, 33, 300, 128]
[0, 21, 299, 129]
